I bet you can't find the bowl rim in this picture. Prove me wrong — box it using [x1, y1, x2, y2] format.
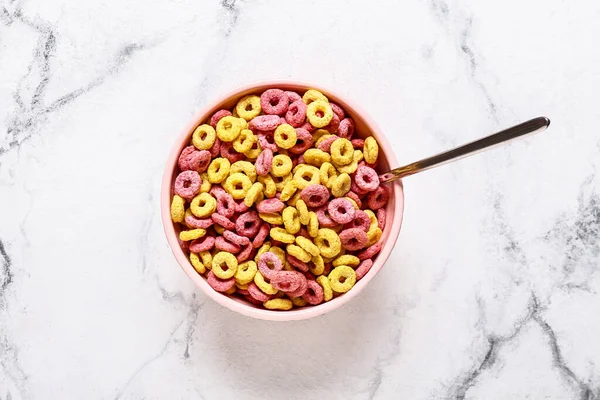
[161, 80, 404, 321]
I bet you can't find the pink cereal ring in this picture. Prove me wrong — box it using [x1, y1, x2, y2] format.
[256, 198, 285, 214]
[289, 128, 313, 155]
[258, 251, 283, 280]
[210, 186, 227, 198]
[367, 186, 390, 210]
[211, 213, 236, 230]
[376, 208, 386, 230]
[322, 263, 332, 276]
[303, 271, 316, 281]
[224, 230, 251, 246]
[286, 274, 308, 298]
[285, 100, 308, 128]
[299, 122, 316, 133]
[351, 139, 364, 149]
[270, 271, 304, 293]
[236, 243, 253, 263]
[249, 115, 281, 131]
[252, 223, 270, 248]
[284, 91, 302, 103]
[209, 137, 221, 158]
[216, 192, 236, 218]
[236, 211, 261, 237]
[215, 236, 241, 253]
[189, 235, 215, 252]
[174, 170, 201, 199]
[195, 150, 212, 172]
[330, 102, 345, 120]
[246, 294, 265, 306]
[325, 113, 340, 134]
[300, 184, 330, 208]
[338, 118, 355, 139]
[237, 288, 250, 296]
[257, 132, 277, 151]
[287, 254, 309, 272]
[207, 270, 235, 292]
[339, 228, 368, 251]
[178, 237, 189, 253]
[316, 206, 338, 228]
[255, 148, 273, 176]
[260, 89, 289, 115]
[296, 227, 311, 240]
[220, 141, 244, 163]
[317, 135, 340, 153]
[345, 191, 363, 209]
[210, 109, 232, 128]
[328, 198, 355, 224]
[248, 282, 271, 302]
[235, 199, 250, 213]
[302, 280, 324, 305]
[178, 146, 197, 171]
[345, 209, 370, 232]
[355, 166, 380, 192]
[355, 259, 374, 281]
[185, 214, 214, 229]
[350, 179, 369, 196]
[357, 243, 382, 261]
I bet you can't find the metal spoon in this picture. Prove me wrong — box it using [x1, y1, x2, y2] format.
[378, 116, 551, 183]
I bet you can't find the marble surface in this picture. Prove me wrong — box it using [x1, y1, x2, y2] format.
[1, 0, 600, 398]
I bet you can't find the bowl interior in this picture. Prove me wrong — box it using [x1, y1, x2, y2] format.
[162, 82, 405, 321]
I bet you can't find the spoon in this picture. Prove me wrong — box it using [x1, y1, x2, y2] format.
[378, 116, 551, 183]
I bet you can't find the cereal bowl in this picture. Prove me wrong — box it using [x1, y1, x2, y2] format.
[161, 81, 404, 321]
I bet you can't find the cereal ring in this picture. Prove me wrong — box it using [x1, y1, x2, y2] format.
[285, 100, 308, 128]
[259, 212, 283, 225]
[243, 141, 262, 160]
[312, 129, 329, 144]
[215, 236, 241, 254]
[306, 100, 333, 128]
[337, 118, 355, 139]
[270, 227, 296, 244]
[224, 230, 251, 246]
[178, 146, 197, 171]
[316, 275, 333, 301]
[185, 209, 214, 229]
[351, 139, 365, 149]
[288, 128, 312, 154]
[316, 135, 339, 153]
[209, 109, 232, 128]
[211, 252, 238, 279]
[209, 137, 221, 158]
[216, 116, 242, 142]
[273, 124, 297, 149]
[330, 102, 345, 120]
[339, 228, 368, 251]
[255, 148, 273, 176]
[363, 136, 379, 164]
[355, 166, 380, 191]
[290, 297, 308, 307]
[308, 211, 319, 237]
[345, 209, 370, 232]
[302, 280, 324, 305]
[190, 193, 217, 218]
[287, 244, 312, 263]
[257, 174, 277, 198]
[335, 158, 359, 175]
[345, 191, 362, 209]
[376, 208, 386, 230]
[295, 199, 310, 225]
[270, 271, 304, 293]
[287, 254, 309, 272]
[324, 113, 340, 134]
[198, 172, 212, 193]
[355, 259, 374, 281]
[247, 282, 271, 302]
[232, 129, 257, 154]
[254, 271, 278, 295]
[211, 213, 236, 230]
[327, 198, 355, 224]
[319, 162, 338, 189]
[192, 124, 217, 150]
[252, 222, 270, 248]
[316, 206, 337, 228]
[303, 148, 331, 167]
[219, 141, 244, 163]
[330, 138, 354, 165]
[366, 227, 382, 247]
[235, 95, 262, 121]
[189, 235, 215, 252]
[213, 192, 234, 219]
[249, 115, 281, 131]
[315, 134, 335, 147]
[174, 170, 201, 199]
[282, 206, 301, 234]
[207, 270, 235, 292]
[263, 298, 293, 310]
[357, 242, 382, 261]
[260, 89, 289, 115]
[207, 158, 231, 183]
[236, 211, 261, 237]
[333, 254, 360, 268]
[302, 89, 328, 104]
[300, 184, 330, 208]
[223, 173, 252, 200]
[295, 236, 320, 257]
[237, 243, 255, 263]
[308, 254, 325, 275]
[328, 265, 356, 293]
[314, 228, 341, 258]
[271, 154, 293, 177]
[199, 250, 212, 269]
[190, 252, 206, 274]
[286, 273, 309, 298]
[238, 118, 249, 130]
[331, 173, 351, 197]
[367, 185, 390, 210]
[235, 260, 257, 285]
[350, 179, 369, 196]
[257, 198, 285, 214]
[244, 182, 264, 207]
[284, 91, 302, 103]
[343, 196, 359, 210]
[293, 165, 321, 189]
[170, 195, 185, 223]
[257, 132, 277, 152]
[272, 174, 292, 193]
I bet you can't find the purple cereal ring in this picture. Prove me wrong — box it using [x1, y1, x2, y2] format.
[355, 166, 380, 192]
[325, 113, 340, 134]
[220, 141, 244, 163]
[357, 243, 382, 261]
[260, 89, 289, 115]
[376, 208, 386, 230]
[345, 209, 370, 232]
[316, 206, 338, 228]
[339, 228, 368, 251]
[256, 198, 285, 214]
[209, 137, 221, 158]
[346, 191, 363, 209]
[249, 115, 281, 131]
[299, 122, 316, 133]
[207, 270, 235, 292]
[338, 118, 355, 139]
[236, 243, 253, 263]
[288, 128, 313, 154]
[351, 139, 364, 149]
[248, 282, 271, 302]
[258, 251, 283, 280]
[367, 186, 390, 210]
[174, 170, 201, 199]
[236, 211, 261, 237]
[215, 236, 241, 253]
[210, 109, 232, 128]
[224, 230, 251, 246]
[350, 179, 369, 196]
[189, 235, 215, 252]
[255, 148, 273, 176]
[285, 100, 308, 128]
[270, 271, 304, 293]
[185, 213, 214, 229]
[317, 135, 339, 153]
[257, 132, 277, 151]
[284, 91, 302, 103]
[287, 254, 309, 272]
[216, 192, 236, 218]
[330, 102, 345, 120]
[252, 223, 270, 248]
[355, 259, 374, 281]
[211, 213, 236, 230]
[235, 199, 250, 213]
[302, 280, 324, 305]
[300, 184, 330, 208]
[328, 198, 355, 224]
[286, 274, 308, 298]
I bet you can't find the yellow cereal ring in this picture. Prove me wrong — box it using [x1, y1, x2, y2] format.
[290, 297, 308, 307]
[333, 255, 360, 268]
[365, 210, 378, 231]
[235, 260, 257, 285]
[207, 157, 231, 183]
[302, 89, 328, 104]
[303, 148, 331, 167]
[199, 173, 212, 193]
[223, 172, 252, 200]
[233, 129, 257, 154]
[315, 134, 335, 147]
[259, 212, 283, 225]
[270, 227, 296, 244]
[170, 195, 185, 223]
[280, 179, 298, 202]
[257, 174, 277, 198]
[243, 145, 262, 160]
[214, 224, 225, 234]
[366, 227, 383, 247]
[274, 124, 297, 149]
[216, 115, 242, 142]
[364, 137, 379, 164]
[282, 206, 301, 234]
[316, 275, 333, 301]
[309, 254, 325, 275]
[224, 286, 236, 295]
[244, 182, 264, 207]
[231, 160, 257, 183]
[212, 251, 238, 279]
[269, 246, 286, 265]
[199, 251, 212, 270]
[354, 149, 364, 163]
[271, 154, 293, 177]
[331, 173, 351, 197]
[235, 95, 262, 121]
[189, 252, 206, 274]
[192, 124, 217, 150]
[312, 129, 330, 143]
[255, 242, 271, 262]
[306, 100, 333, 128]
[295, 200, 310, 225]
[287, 244, 312, 263]
[254, 271, 278, 295]
[314, 228, 341, 258]
[272, 173, 292, 192]
[283, 261, 294, 271]
[190, 192, 217, 217]
[295, 236, 320, 257]
[236, 282, 250, 290]
[330, 138, 354, 165]
[319, 162, 338, 188]
[328, 265, 356, 293]
[286, 190, 303, 207]
[264, 298, 293, 310]
[308, 211, 319, 237]
[180, 229, 206, 241]
[293, 165, 321, 189]
[335, 150, 361, 174]
[332, 224, 345, 234]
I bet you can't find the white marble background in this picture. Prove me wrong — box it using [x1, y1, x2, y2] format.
[1, 0, 599, 399]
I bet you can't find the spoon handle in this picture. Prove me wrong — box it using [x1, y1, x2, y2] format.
[378, 116, 551, 183]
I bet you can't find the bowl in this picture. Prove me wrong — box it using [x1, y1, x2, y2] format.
[161, 81, 405, 321]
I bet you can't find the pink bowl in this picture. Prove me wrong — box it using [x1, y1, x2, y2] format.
[161, 81, 404, 321]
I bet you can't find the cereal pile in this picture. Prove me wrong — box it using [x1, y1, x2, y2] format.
[170, 88, 390, 310]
